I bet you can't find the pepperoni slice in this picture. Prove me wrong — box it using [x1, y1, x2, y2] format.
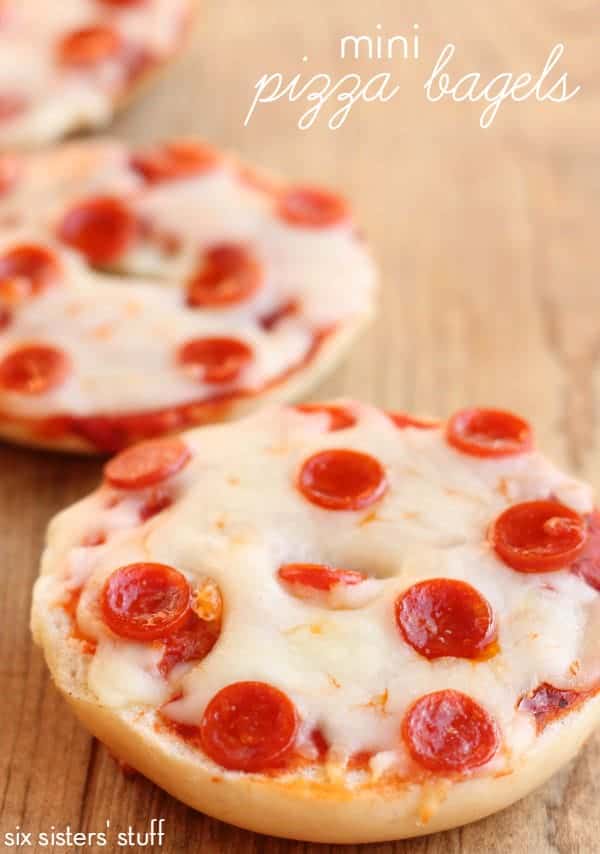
[490, 500, 586, 572]
[0, 245, 61, 297]
[131, 141, 220, 184]
[402, 690, 499, 773]
[388, 412, 440, 430]
[104, 437, 191, 490]
[278, 563, 366, 591]
[187, 244, 262, 308]
[158, 611, 220, 677]
[58, 26, 123, 67]
[297, 448, 387, 511]
[0, 93, 27, 123]
[278, 186, 350, 228]
[178, 337, 253, 385]
[518, 683, 590, 733]
[200, 681, 298, 772]
[395, 579, 497, 660]
[295, 403, 356, 431]
[0, 344, 70, 395]
[570, 511, 600, 590]
[102, 562, 191, 641]
[58, 196, 137, 265]
[446, 408, 533, 458]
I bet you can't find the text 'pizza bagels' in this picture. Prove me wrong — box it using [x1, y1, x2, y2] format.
[31, 402, 600, 843]
[0, 0, 196, 147]
[0, 139, 376, 452]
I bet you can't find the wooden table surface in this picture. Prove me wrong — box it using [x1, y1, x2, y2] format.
[2, 1, 599, 851]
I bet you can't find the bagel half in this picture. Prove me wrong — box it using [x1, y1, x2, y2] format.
[32, 401, 600, 842]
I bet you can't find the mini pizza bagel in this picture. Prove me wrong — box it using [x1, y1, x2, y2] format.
[0, 0, 196, 148]
[31, 402, 600, 843]
[0, 139, 376, 452]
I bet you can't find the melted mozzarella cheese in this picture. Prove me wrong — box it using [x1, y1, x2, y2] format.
[0, 143, 376, 420]
[88, 639, 169, 708]
[40, 402, 599, 773]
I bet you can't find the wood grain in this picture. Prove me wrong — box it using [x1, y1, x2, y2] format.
[2, 1, 599, 851]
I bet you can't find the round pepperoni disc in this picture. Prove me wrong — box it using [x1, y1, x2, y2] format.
[278, 186, 350, 228]
[187, 244, 262, 308]
[388, 412, 440, 430]
[178, 337, 253, 385]
[0, 244, 61, 296]
[295, 403, 356, 431]
[571, 511, 600, 590]
[102, 562, 191, 641]
[200, 681, 298, 772]
[104, 437, 191, 490]
[446, 408, 533, 458]
[58, 196, 137, 265]
[297, 448, 388, 511]
[131, 140, 220, 183]
[0, 307, 11, 331]
[402, 690, 499, 773]
[0, 344, 70, 394]
[278, 563, 366, 591]
[395, 579, 497, 660]
[58, 26, 123, 67]
[490, 500, 586, 572]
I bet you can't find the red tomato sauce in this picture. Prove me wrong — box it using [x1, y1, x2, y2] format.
[61, 588, 97, 655]
[0, 329, 333, 452]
